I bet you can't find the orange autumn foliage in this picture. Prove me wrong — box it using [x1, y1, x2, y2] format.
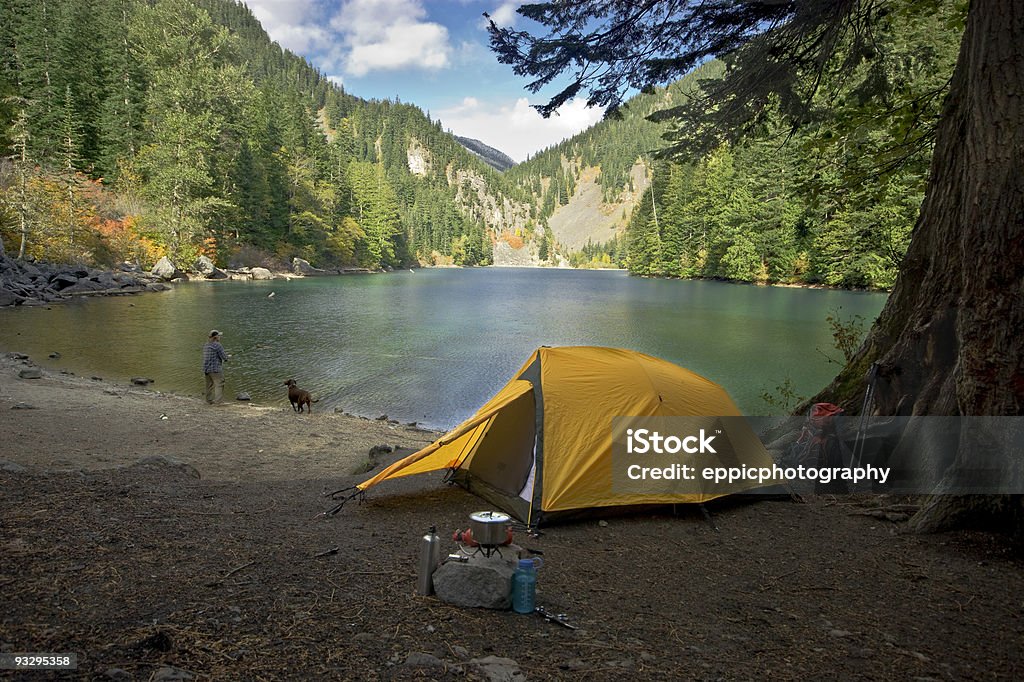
[498, 230, 525, 250]
[91, 215, 164, 267]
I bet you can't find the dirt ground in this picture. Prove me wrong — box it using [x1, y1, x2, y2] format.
[1, 352, 1022, 681]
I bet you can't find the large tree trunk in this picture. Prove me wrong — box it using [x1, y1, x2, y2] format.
[810, 0, 1024, 534]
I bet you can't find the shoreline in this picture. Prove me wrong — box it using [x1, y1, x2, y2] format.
[2, 252, 889, 314]
[0, 350, 439, 482]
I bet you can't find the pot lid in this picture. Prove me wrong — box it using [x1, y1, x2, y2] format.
[469, 510, 511, 524]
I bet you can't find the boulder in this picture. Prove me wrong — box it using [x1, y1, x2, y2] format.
[58, 266, 90, 279]
[18, 368, 43, 379]
[20, 261, 43, 278]
[195, 255, 216, 274]
[49, 272, 80, 291]
[151, 256, 184, 281]
[91, 272, 119, 288]
[432, 549, 521, 609]
[292, 257, 326, 276]
[251, 267, 274, 280]
[62, 279, 107, 294]
[195, 255, 228, 279]
[0, 287, 24, 306]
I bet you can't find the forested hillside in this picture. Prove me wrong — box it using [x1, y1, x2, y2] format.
[0, 0, 962, 286]
[497, 0, 960, 285]
[623, 0, 963, 288]
[0, 0, 528, 270]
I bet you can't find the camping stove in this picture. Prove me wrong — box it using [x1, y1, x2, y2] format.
[473, 543, 504, 559]
[467, 510, 513, 558]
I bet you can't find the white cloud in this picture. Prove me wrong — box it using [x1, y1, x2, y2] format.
[486, 2, 519, 28]
[436, 96, 604, 163]
[243, 0, 333, 55]
[331, 0, 453, 77]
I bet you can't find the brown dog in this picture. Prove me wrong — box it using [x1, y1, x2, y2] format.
[284, 379, 312, 413]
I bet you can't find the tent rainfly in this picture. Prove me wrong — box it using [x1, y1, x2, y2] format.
[337, 346, 776, 526]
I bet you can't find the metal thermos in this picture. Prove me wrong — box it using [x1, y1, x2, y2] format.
[417, 526, 441, 596]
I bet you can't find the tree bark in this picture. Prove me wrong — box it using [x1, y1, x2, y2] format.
[810, 0, 1024, 534]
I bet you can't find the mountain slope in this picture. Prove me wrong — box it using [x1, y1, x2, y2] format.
[503, 63, 720, 266]
[454, 136, 516, 172]
[0, 0, 535, 270]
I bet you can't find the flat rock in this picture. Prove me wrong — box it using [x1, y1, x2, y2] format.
[404, 652, 445, 668]
[433, 549, 520, 610]
[131, 456, 201, 480]
[0, 460, 29, 474]
[469, 656, 526, 682]
[18, 368, 43, 379]
[251, 267, 274, 280]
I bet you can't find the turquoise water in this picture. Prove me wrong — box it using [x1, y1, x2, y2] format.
[0, 268, 885, 429]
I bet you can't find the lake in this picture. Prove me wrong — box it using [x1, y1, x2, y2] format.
[0, 268, 886, 429]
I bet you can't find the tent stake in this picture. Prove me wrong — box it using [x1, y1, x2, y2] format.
[699, 504, 719, 532]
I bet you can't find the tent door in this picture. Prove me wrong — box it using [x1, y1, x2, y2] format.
[464, 387, 536, 497]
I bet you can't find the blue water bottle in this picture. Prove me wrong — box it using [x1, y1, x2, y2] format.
[511, 558, 541, 614]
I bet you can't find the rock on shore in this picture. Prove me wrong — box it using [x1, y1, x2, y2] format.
[0, 252, 383, 308]
[0, 254, 170, 307]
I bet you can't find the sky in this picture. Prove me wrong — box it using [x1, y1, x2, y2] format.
[240, 0, 605, 163]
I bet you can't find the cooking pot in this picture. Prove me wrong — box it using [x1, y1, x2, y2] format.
[468, 510, 512, 546]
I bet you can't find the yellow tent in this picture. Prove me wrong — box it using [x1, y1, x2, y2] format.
[355, 346, 776, 526]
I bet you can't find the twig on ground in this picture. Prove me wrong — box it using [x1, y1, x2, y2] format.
[206, 560, 256, 586]
[313, 547, 339, 558]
